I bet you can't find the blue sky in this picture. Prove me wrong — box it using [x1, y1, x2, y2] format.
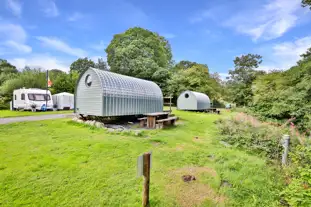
[1, 0, 311, 77]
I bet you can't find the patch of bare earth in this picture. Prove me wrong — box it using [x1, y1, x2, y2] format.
[166, 167, 225, 207]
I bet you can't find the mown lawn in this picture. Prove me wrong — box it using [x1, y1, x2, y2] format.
[0, 110, 284, 206]
[0, 110, 73, 118]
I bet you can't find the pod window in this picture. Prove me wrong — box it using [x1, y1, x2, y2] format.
[185, 93, 189, 98]
[85, 74, 92, 87]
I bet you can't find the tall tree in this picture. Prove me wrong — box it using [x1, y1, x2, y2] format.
[173, 60, 198, 71]
[105, 27, 172, 81]
[227, 54, 265, 106]
[70, 58, 95, 74]
[95, 58, 108, 70]
[298, 47, 311, 65]
[0, 59, 19, 86]
[168, 63, 223, 101]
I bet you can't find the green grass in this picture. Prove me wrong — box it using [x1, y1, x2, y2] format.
[0, 110, 284, 206]
[0, 110, 73, 118]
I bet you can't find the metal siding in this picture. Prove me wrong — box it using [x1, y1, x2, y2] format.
[76, 68, 163, 117]
[76, 70, 103, 116]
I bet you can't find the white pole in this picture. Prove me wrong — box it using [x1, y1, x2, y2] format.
[282, 135, 290, 166]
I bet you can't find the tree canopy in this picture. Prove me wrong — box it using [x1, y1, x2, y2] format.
[106, 27, 172, 80]
[70, 58, 96, 74]
[226, 54, 265, 106]
[168, 62, 223, 102]
[251, 50, 311, 130]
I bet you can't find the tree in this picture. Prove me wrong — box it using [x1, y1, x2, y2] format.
[168, 63, 223, 102]
[49, 69, 65, 82]
[173, 60, 198, 71]
[230, 54, 263, 84]
[302, 0, 311, 9]
[298, 47, 311, 65]
[105, 27, 172, 81]
[95, 58, 108, 70]
[227, 54, 265, 106]
[0, 59, 17, 73]
[70, 58, 95, 74]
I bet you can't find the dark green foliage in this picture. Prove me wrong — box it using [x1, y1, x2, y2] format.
[50, 71, 79, 94]
[70, 58, 96, 74]
[105, 27, 173, 94]
[172, 60, 199, 71]
[168, 63, 223, 101]
[251, 54, 311, 131]
[226, 54, 265, 106]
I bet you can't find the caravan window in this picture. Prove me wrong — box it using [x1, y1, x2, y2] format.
[28, 94, 51, 101]
[21, 93, 25, 100]
[14, 95, 17, 100]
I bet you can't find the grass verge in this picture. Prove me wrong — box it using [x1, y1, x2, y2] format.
[0, 110, 73, 118]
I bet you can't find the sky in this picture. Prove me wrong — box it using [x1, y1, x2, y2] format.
[1, 0, 311, 77]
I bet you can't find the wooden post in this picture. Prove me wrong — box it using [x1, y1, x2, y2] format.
[142, 152, 151, 207]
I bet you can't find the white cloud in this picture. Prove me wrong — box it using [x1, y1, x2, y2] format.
[9, 54, 70, 72]
[39, 0, 59, 17]
[6, 0, 22, 17]
[258, 36, 311, 70]
[0, 23, 31, 54]
[67, 12, 84, 22]
[90, 40, 106, 51]
[225, 0, 305, 41]
[0, 23, 27, 42]
[191, 0, 309, 41]
[3, 40, 32, 53]
[162, 33, 176, 39]
[36, 36, 87, 57]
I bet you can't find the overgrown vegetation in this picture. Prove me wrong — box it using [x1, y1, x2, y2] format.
[216, 112, 311, 207]
[216, 114, 283, 160]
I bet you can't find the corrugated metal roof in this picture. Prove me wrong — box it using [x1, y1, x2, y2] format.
[92, 68, 163, 98]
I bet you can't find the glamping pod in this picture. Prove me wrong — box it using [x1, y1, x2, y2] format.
[75, 68, 163, 116]
[177, 90, 211, 111]
[52, 92, 74, 110]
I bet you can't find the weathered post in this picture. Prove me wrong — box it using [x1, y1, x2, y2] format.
[142, 153, 151, 207]
[282, 135, 290, 166]
[137, 152, 151, 207]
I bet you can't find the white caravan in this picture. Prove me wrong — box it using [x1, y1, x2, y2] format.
[52, 92, 74, 110]
[13, 88, 53, 111]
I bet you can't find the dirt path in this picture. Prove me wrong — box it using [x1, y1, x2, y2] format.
[0, 114, 75, 125]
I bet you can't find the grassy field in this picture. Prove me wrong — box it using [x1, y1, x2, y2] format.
[0, 110, 284, 206]
[0, 110, 73, 118]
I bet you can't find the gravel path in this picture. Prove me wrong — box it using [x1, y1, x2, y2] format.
[0, 114, 75, 125]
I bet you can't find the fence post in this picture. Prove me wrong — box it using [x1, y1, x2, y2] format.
[142, 152, 151, 207]
[281, 135, 290, 166]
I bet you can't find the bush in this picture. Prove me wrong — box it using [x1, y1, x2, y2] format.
[281, 145, 311, 206]
[216, 116, 284, 160]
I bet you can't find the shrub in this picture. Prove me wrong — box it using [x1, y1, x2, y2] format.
[216, 115, 284, 160]
[282, 145, 311, 206]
